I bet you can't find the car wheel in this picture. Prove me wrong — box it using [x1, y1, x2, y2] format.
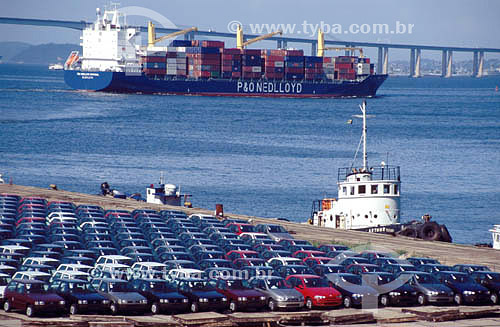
[151, 302, 159, 314]
[229, 301, 237, 312]
[26, 305, 34, 317]
[110, 303, 118, 315]
[454, 294, 462, 305]
[190, 302, 199, 313]
[417, 294, 427, 306]
[3, 300, 10, 312]
[70, 304, 78, 315]
[491, 293, 498, 304]
[380, 295, 389, 307]
[306, 298, 313, 310]
[268, 299, 276, 311]
[343, 296, 352, 308]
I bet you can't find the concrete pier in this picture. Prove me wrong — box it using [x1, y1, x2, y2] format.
[441, 50, 447, 77]
[414, 48, 421, 77]
[478, 51, 484, 78]
[377, 46, 383, 74]
[2, 183, 499, 269]
[409, 48, 415, 77]
[446, 50, 453, 78]
[382, 47, 389, 74]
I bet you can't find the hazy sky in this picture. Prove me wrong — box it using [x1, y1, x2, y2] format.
[1, 0, 499, 60]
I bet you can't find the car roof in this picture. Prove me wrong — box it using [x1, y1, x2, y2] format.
[287, 274, 321, 279]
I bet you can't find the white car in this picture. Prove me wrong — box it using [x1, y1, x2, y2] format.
[12, 271, 51, 283]
[129, 262, 167, 279]
[22, 257, 60, 268]
[0, 272, 11, 301]
[50, 270, 90, 282]
[95, 255, 133, 269]
[267, 257, 302, 268]
[46, 212, 78, 225]
[55, 263, 93, 274]
[167, 268, 205, 284]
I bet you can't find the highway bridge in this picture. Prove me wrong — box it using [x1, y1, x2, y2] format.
[1, 16, 499, 77]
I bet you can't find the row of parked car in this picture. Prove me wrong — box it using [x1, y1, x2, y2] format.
[0, 193, 499, 317]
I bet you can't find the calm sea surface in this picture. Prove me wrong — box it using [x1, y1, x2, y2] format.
[1, 64, 499, 245]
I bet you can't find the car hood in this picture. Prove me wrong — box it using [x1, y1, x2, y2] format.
[446, 282, 489, 293]
[419, 283, 452, 294]
[337, 284, 377, 296]
[301, 287, 340, 297]
[106, 292, 146, 301]
[223, 289, 263, 298]
[190, 290, 224, 299]
[270, 289, 303, 299]
[151, 291, 187, 299]
[28, 293, 64, 302]
[72, 292, 107, 301]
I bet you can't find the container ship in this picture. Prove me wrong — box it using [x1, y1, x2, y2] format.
[64, 7, 387, 98]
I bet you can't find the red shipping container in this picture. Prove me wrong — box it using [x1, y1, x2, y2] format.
[323, 57, 332, 63]
[231, 72, 241, 78]
[285, 49, 304, 56]
[142, 56, 166, 63]
[202, 40, 224, 48]
[243, 49, 261, 55]
[144, 68, 166, 75]
[286, 67, 304, 74]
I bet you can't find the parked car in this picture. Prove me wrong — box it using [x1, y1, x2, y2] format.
[275, 265, 314, 279]
[312, 264, 345, 277]
[254, 224, 293, 242]
[286, 274, 342, 309]
[435, 271, 491, 305]
[249, 276, 304, 311]
[93, 278, 148, 315]
[3, 279, 66, 317]
[176, 278, 228, 313]
[453, 264, 491, 274]
[128, 278, 189, 314]
[327, 273, 377, 308]
[406, 257, 440, 267]
[470, 271, 500, 304]
[368, 272, 418, 307]
[418, 264, 454, 274]
[214, 277, 267, 312]
[50, 278, 109, 314]
[398, 272, 453, 305]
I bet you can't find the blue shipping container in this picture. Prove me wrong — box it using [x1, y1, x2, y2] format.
[145, 62, 166, 69]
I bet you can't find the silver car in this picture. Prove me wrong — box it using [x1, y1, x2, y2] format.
[255, 224, 293, 242]
[249, 276, 304, 311]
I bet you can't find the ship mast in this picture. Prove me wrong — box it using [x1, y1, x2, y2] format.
[361, 100, 367, 171]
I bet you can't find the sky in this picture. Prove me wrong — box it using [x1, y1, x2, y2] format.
[1, 0, 499, 61]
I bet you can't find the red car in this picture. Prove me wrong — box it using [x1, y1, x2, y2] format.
[214, 277, 267, 312]
[226, 223, 256, 235]
[285, 274, 342, 309]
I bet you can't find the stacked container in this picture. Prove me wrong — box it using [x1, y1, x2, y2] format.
[284, 49, 304, 80]
[187, 46, 222, 78]
[262, 49, 285, 80]
[166, 47, 187, 77]
[222, 48, 242, 79]
[304, 56, 324, 81]
[322, 57, 335, 80]
[335, 56, 357, 80]
[142, 49, 166, 76]
[241, 49, 262, 79]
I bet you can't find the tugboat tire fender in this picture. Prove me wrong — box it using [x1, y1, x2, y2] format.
[399, 227, 417, 238]
[440, 225, 452, 243]
[420, 222, 442, 241]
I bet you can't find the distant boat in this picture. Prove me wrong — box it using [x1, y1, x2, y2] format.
[48, 63, 64, 70]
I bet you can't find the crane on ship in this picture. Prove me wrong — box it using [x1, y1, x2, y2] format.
[316, 29, 364, 57]
[236, 25, 283, 50]
[147, 21, 198, 47]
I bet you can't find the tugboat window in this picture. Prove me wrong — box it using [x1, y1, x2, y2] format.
[394, 184, 399, 194]
[350, 187, 355, 195]
[383, 184, 390, 194]
[343, 187, 347, 195]
[358, 185, 366, 194]
[371, 185, 378, 194]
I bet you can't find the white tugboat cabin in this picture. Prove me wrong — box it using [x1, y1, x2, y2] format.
[490, 225, 500, 250]
[311, 101, 401, 230]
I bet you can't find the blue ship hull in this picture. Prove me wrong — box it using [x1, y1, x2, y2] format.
[64, 70, 387, 98]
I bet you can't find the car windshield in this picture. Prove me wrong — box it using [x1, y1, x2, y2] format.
[116, 259, 132, 265]
[447, 274, 473, 283]
[149, 281, 175, 291]
[266, 278, 292, 289]
[26, 283, 49, 293]
[188, 281, 214, 291]
[226, 279, 251, 290]
[485, 273, 500, 282]
[340, 275, 362, 285]
[68, 282, 95, 293]
[240, 225, 255, 232]
[303, 278, 329, 288]
[413, 273, 438, 284]
[268, 225, 287, 233]
[108, 282, 128, 292]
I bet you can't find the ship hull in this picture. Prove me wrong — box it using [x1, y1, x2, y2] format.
[64, 70, 387, 98]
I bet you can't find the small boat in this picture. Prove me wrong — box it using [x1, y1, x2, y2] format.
[48, 63, 64, 70]
[145, 173, 192, 207]
[490, 225, 500, 249]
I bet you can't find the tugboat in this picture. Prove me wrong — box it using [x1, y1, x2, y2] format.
[309, 101, 451, 242]
[145, 173, 192, 207]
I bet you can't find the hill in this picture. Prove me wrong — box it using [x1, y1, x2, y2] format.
[0, 42, 81, 65]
